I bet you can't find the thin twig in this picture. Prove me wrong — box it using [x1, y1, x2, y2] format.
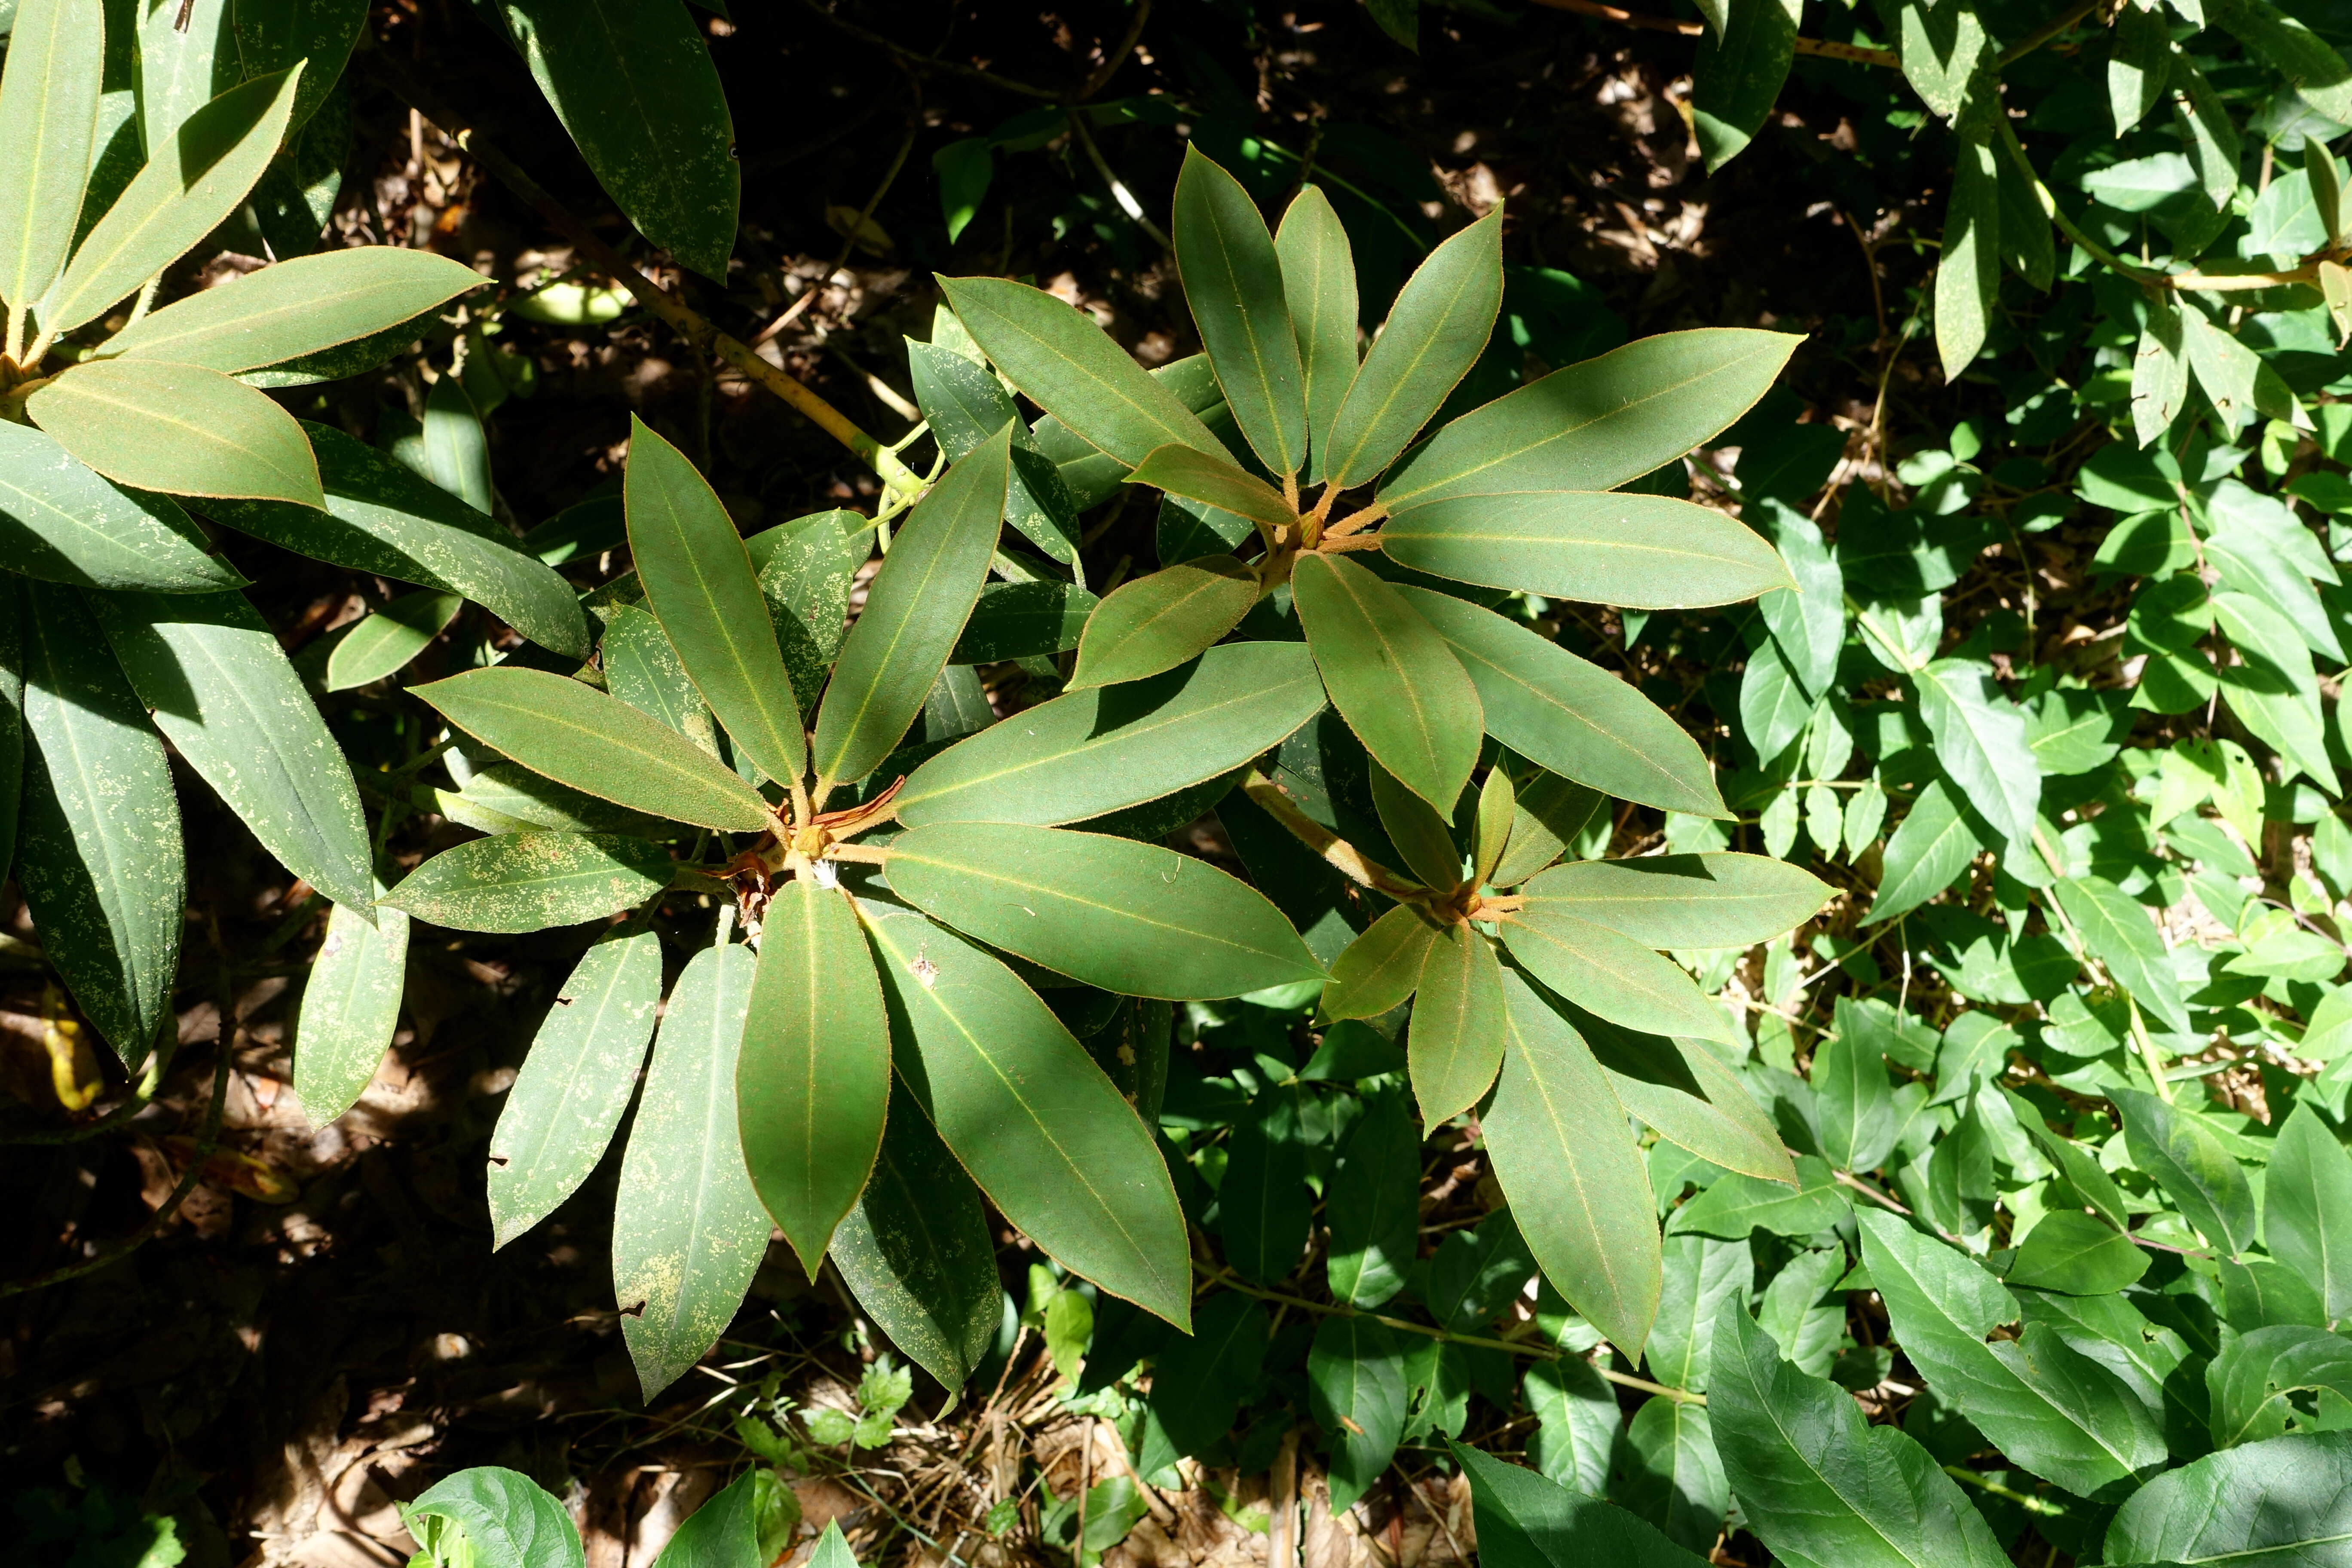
[793, 0, 1059, 99]
[756, 108, 922, 347]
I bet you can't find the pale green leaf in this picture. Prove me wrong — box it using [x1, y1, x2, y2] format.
[30, 358, 324, 508]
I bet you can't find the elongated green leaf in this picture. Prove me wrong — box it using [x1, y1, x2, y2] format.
[1616, 1394, 1724, 1551]
[382, 831, 669, 933]
[1382, 330, 1800, 510]
[2054, 876, 2190, 1032]
[441, 763, 673, 840]
[401, 1467, 584, 1568]
[0, 421, 240, 593]
[0, 597, 22, 882]
[2112, 1087, 2258, 1255]
[137, 0, 233, 153]
[415, 668, 770, 832]
[865, 908, 1190, 1326]
[1327, 1088, 1421, 1309]
[420, 375, 491, 513]
[1370, 757, 1463, 891]
[0, 0, 104, 312]
[325, 588, 462, 691]
[614, 940, 771, 1398]
[2211, 0, 2352, 123]
[90, 588, 371, 910]
[1308, 1316, 1407, 1510]
[1502, 903, 1735, 1046]
[1647, 1233, 1749, 1392]
[228, 0, 369, 130]
[1454, 1442, 1712, 1568]
[1321, 209, 1504, 489]
[2107, 1430, 2352, 1564]
[2001, 1085, 2130, 1231]
[1474, 767, 1514, 886]
[1813, 1005, 1896, 1173]
[1488, 967, 1659, 1357]
[830, 1089, 1001, 1393]
[291, 894, 409, 1125]
[601, 601, 713, 744]
[1173, 147, 1306, 477]
[1324, 901, 1444, 1020]
[2267, 1101, 2352, 1326]
[486, 929, 662, 1249]
[16, 584, 181, 1061]
[1396, 587, 1725, 817]
[740, 880, 890, 1277]
[1856, 1208, 2167, 1499]
[31, 358, 323, 508]
[1866, 779, 1983, 926]
[1692, 0, 1801, 170]
[952, 579, 1095, 665]
[1409, 922, 1507, 1125]
[1069, 554, 1260, 690]
[1127, 442, 1292, 537]
[1275, 185, 1358, 487]
[1292, 551, 1480, 812]
[108, 248, 485, 372]
[813, 429, 1010, 790]
[203, 424, 587, 656]
[41, 64, 302, 334]
[1710, 1304, 2011, 1568]
[626, 417, 806, 788]
[1934, 124, 1999, 381]
[1669, 1155, 1846, 1237]
[2007, 1210, 2149, 1296]
[1220, 1087, 1311, 1283]
[1381, 492, 1791, 609]
[938, 276, 1222, 467]
[888, 822, 1323, 999]
[1521, 853, 1826, 950]
[895, 641, 1325, 826]
[1576, 1008, 1795, 1183]
[1912, 658, 2040, 848]
[499, 0, 737, 278]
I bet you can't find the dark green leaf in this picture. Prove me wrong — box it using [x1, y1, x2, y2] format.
[1668, 1155, 1846, 1237]
[2266, 1101, 2352, 1326]
[324, 588, 462, 692]
[1173, 147, 1305, 477]
[1692, 0, 1799, 171]
[31, 358, 324, 509]
[1320, 209, 1504, 489]
[1381, 492, 1791, 609]
[2006, 1210, 2149, 1296]
[741, 880, 891, 1277]
[1143, 1291, 1265, 1459]
[381, 832, 670, 933]
[1069, 554, 1261, 690]
[814, 429, 1010, 790]
[894, 642, 1326, 827]
[866, 908, 1191, 1327]
[415, 668, 772, 832]
[1453, 1441, 1712, 1568]
[2105, 1430, 2352, 1564]
[626, 417, 807, 790]
[1410, 922, 1507, 1125]
[1709, 1303, 2011, 1568]
[1501, 902, 1736, 1047]
[938, 276, 1223, 467]
[953, 579, 1095, 665]
[1380, 330, 1799, 511]
[1614, 1396, 1725, 1553]
[15, 584, 181, 1061]
[486, 929, 662, 1249]
[291, 894, 409, 1126]
[1274, 185, 1358, 488]
[614, 941, 772, 1399]
[1396, 587, 1725, 817]
[1323, 904, 1442, 1021]
[1308, 1316, 1407, 1510]
[91, 588, 372, 910]
[1489, 967, 1660, 1359]
[401, 1467, 583, 1568]
[1814, 1006, 1897, 1173]
[498, 0, 737, 277]
[1520, 853, 1827, 950]
[1856, 1208, 2167, 1499]
[1646, 1233, 1750, 1392]
[1579, 1011, 1795, 1183]
[1219, 1088, 1311, 1283]
[1370, 756, 1463, 891]
[830, 1090, 1002, 1393]
[888, 822, 1323, 999]
[1293, 551, 1481, 812]
[0, 0, 106, 312]
[1326, 1089, 1421, 1309]
[2112, 1086, 2259, 1255]
[0, 423, 239, 594]
[1866, 779, 1983, 926]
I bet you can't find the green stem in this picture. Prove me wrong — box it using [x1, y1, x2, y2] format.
[1943, 1466, 2069, 1516]
[1994, 117, 2166, 288]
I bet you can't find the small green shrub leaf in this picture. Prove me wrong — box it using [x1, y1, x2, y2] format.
[291, 894, 409, 1127]
[1069, 554, 1261, 690]
[1409, 923, 1507, 1125]
[381, 832, 671, 933]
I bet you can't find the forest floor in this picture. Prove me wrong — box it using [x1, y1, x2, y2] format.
[0, 3, 1926, 1564]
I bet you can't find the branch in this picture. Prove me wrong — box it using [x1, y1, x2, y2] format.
[1240, 769, 1430, 902]
[356, 52, 925, 503]
[792, 0, 1059, 100]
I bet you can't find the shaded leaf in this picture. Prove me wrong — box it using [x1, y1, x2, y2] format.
[0, 420, 241, 593]
[1292, 551, 1480, 812]
[291, 894, 409, 1126]
[1173, 147, 1305, 476]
